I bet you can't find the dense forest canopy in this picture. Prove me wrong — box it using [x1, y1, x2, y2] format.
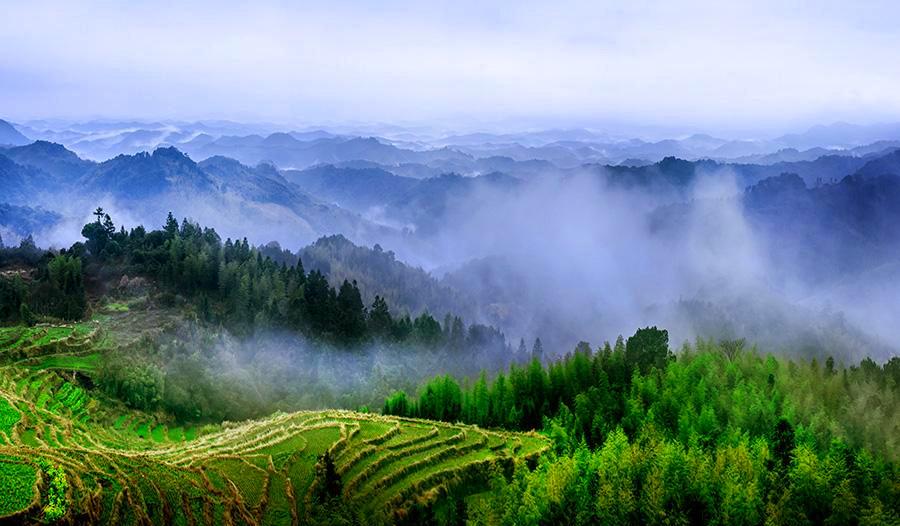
[2, 208, 498, 348]
[385, 328, 900, 525]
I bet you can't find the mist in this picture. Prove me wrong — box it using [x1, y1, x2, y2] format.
[386, 167, 899, 363]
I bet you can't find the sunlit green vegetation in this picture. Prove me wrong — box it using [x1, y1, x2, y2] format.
[26, 352, 100, 372]
[0, 398, 19, 436]
[386, 329, 900, 525]
[0, 457, 36, 517]
[0, 357, 542, 525]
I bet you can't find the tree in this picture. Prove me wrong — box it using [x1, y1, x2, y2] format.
[518, 338, 528, 357]
[30, 255, 86, 320]
[0, 275, 27, 321]
[336, 280, 366, 344]
[625, 326, 671, 374]
[302, 270, 336, 335]
[367, 295, 393, 338]
[532, 337, 544, 362]
[164, 212, 179, 238]
[772, 418, 795, 471]
[81, 221, 109, 256]
[449, 316, 465, 350]
[19, 302, 35, 326]
[412, 312, 443, 346]
[315, 451, 342, 501]
[103, 214, 115, 236]
[383, 391, 410, 416]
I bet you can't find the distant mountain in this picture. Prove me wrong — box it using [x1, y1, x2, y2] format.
[853, 149, 900, 179]
[180, 133, 473, 170]
[80, 147, 215, 199]
[730, 147, 835, 165]
[433, 128, 615, 148]
[282, 165, 419, 212]
[199, 156, 298, 204]
[588, 147, 896, 195]
[0, 154, 48, 204]
[0, 120, 29, 146]
[0, 202, 60, 242]
[774, 122, 900, 150]
[388, 172, 522, 235]
[0, 140, 94, 183]
[651, 166, 900, 286]
[198, 156, 381, 239]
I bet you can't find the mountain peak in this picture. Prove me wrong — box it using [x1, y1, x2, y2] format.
[152, 145, 191, 160]
[262, 132, 300, 148]
[0, 119, 30, 146]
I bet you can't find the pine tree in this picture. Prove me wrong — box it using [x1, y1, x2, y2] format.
[336, 280, 366, 344]
[368, 295, 393, 337]
[103, 214, 115, 236]
[532, 337, 544, 362]
[164, 212, 179, 238]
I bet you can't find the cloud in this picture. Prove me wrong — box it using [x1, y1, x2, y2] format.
[2, 1, 900, 133]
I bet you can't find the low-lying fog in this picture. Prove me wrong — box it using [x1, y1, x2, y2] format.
[18, 163, 900, 364]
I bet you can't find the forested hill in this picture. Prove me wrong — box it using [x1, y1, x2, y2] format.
[297, 234, 475, 322]
[0, 209, 510, 363]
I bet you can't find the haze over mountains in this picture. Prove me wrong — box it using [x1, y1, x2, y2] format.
[2, 116, 900, 361]
[8, 118, 900, 167]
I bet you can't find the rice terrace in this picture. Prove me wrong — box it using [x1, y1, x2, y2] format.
[0, 316, 546, 524]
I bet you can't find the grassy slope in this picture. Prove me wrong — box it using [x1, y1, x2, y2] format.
[0, 314, 548, 524]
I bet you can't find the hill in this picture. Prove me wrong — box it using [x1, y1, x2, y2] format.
[0, 120, 29, 147]
[179, 133, 472, 170]
[0, 321, 546, 524]
[283, 165, 419, 213]
[0, 154, 51, 206]
[80, 147, 216, 199]
[0, 141, 95, 183]
[299, 234, 475, 321]
[0, 203, 60, 243]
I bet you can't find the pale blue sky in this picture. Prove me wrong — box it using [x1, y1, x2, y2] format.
[2, 0, 900, 134]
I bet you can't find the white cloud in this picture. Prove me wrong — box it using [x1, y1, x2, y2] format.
[1, 0, 899, 133]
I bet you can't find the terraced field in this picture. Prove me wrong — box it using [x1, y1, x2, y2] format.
[0, 324, 548, 524]
[0, 323, 100, 362]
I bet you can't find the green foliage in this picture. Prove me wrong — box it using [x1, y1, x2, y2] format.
[98, 358, 164, 411]
[0, 398, 19, 435]
[24, 255, 87, 321]
[37, 459, 67, 521]
[394, 329, 900, 525]
[74, 211, 500, 353]
[0, 276, 27, 322]
[0, 459, 36, 516]
[625, 325, 671, 374]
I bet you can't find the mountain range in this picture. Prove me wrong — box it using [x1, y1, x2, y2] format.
[3, 118, 900, 358]
[9, 118, 900, 171]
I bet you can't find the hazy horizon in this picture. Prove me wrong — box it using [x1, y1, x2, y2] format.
[4, 0, 900, 137]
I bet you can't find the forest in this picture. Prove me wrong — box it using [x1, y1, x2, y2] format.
[385, 329, 900, 525]
[0, 210, 898, 525]
[2, 208, 492, 348]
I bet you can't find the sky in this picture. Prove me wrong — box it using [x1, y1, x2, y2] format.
[2, 0, 900, 135]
